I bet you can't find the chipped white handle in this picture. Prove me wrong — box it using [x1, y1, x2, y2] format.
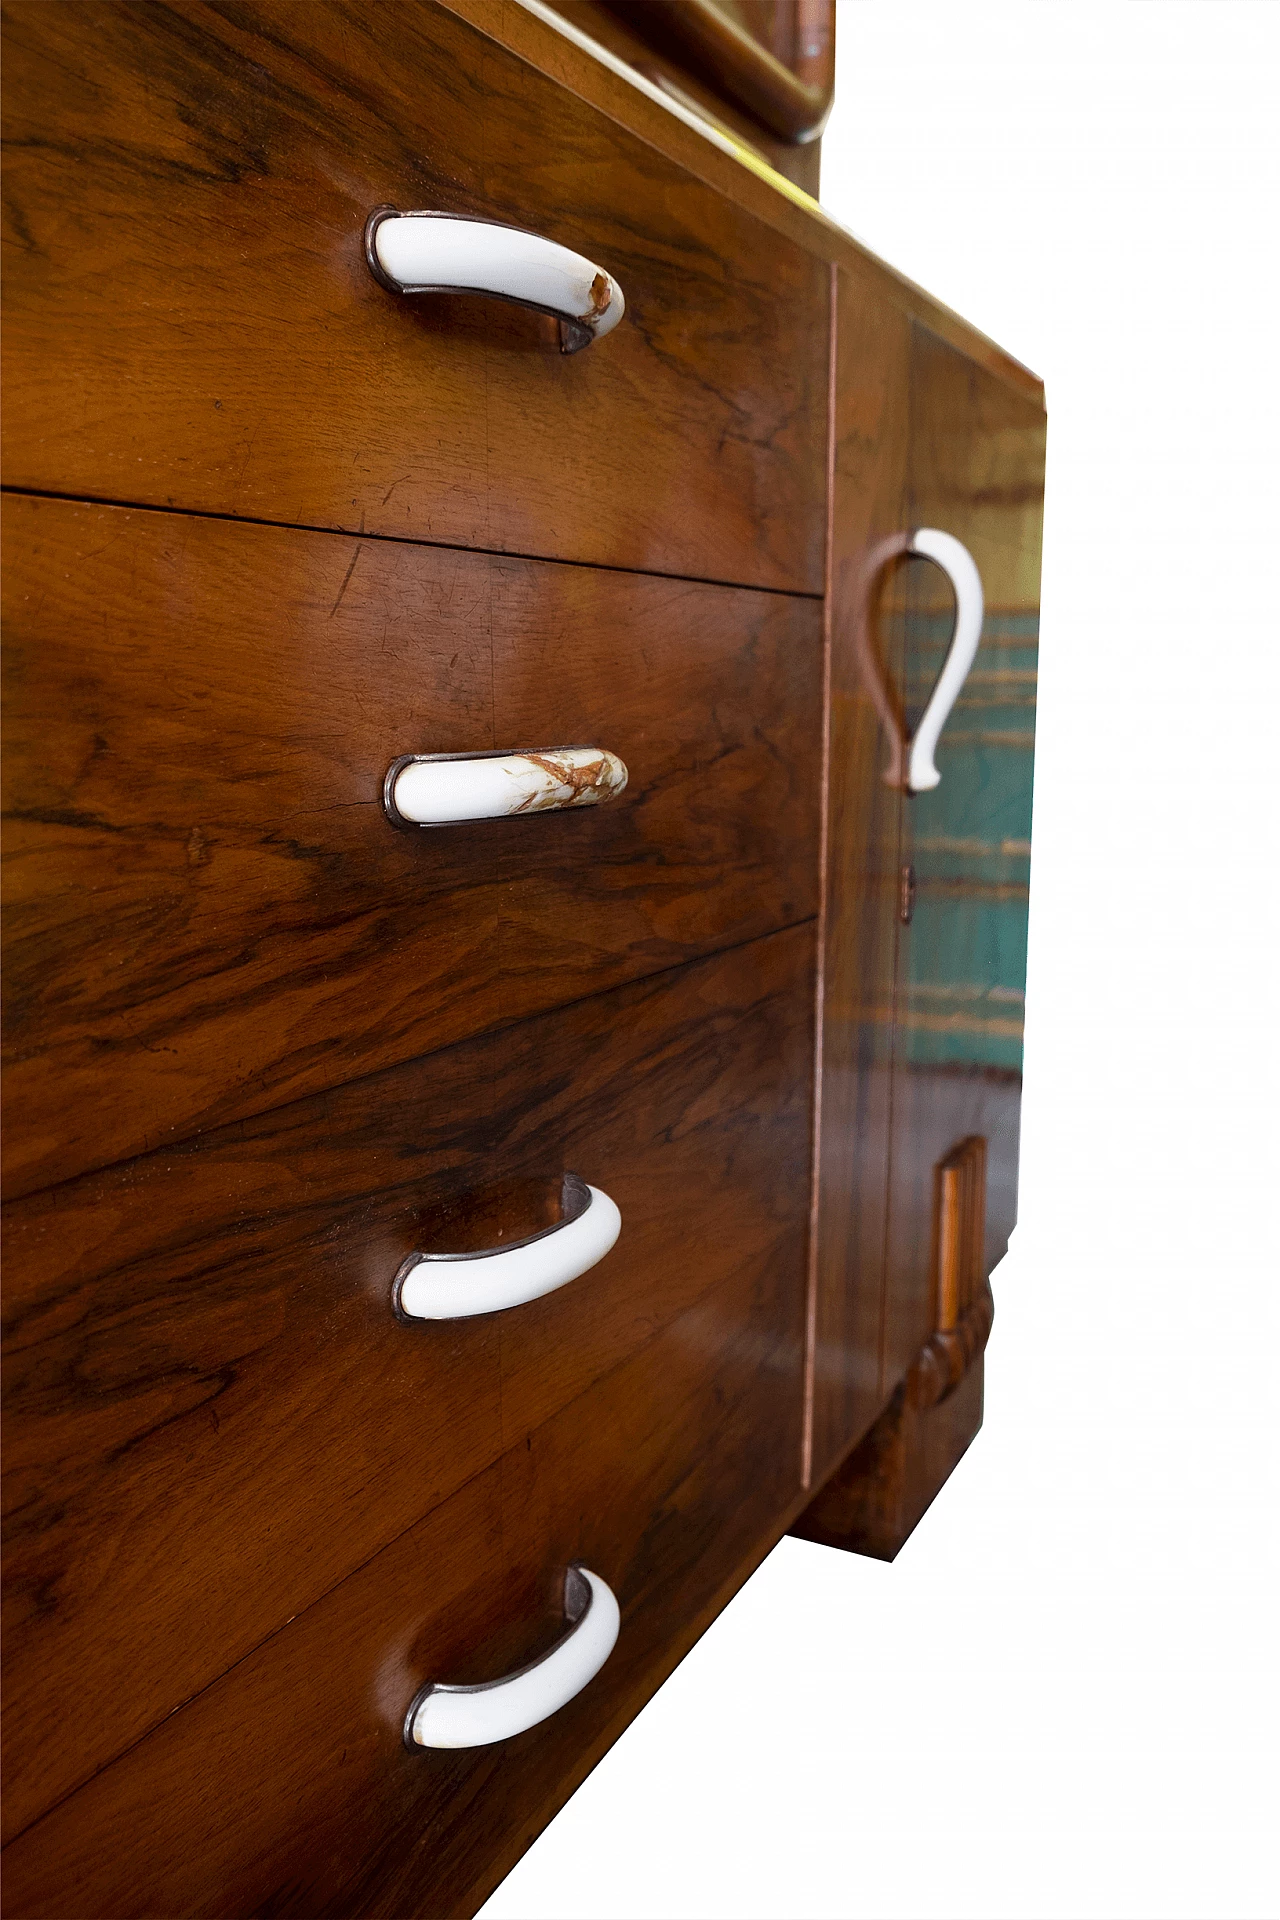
[906, 529, 985, 793]
[385, 746, 628, 829]
[405, 1565, 620, 1749]
[365, 208, 625, 354]
[394, 1174, 621, 1321]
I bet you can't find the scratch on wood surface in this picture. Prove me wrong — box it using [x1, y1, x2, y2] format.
[328, 545, 363, 619]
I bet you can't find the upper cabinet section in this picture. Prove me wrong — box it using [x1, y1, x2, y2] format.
[540, 0, 835, 196]
[0, 0, 829, 594]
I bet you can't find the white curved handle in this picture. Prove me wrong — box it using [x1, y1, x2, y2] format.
[385, 746, 628, 829]
[905, 529, 985, 793]
[394, 1175, 621, 1321]
[406, 1565, 620, 1749]
[365, 208, 625, 354]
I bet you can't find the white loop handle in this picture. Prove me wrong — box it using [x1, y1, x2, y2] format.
[394, 1175, 622, 1321]
[385, 746, 628, 829]
[406, 1565, 620, 1749]
[905, 529, 985, 793]
[365, 208, 625, 354]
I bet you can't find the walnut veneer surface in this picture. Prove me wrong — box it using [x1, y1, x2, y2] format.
[0, 3, 1044, 1914]
[3, 929, 813, 1842]
[1, 0, 828, 592]
[2, 495, 820, 1197]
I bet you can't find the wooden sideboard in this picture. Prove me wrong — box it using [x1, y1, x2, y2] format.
[0, 3, 1045, 1913]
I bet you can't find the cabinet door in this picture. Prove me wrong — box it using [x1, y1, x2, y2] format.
[881, 325, 1046, 1388]
[805, 269, 909, 1488]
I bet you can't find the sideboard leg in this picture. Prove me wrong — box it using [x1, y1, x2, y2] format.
[790, 1356, 983, 1562]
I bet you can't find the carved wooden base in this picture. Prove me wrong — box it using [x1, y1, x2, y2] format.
[908, 1278, 994, 1412]
[790, 1357, 984, 1562]
[795, 1128, 994, 1560]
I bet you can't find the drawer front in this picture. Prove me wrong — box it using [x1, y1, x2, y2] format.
[1, 494, 821, 1198]
[0, 0, 828, 594]
[1, 926, 813, 1843]
[2, 1238, 804, 1920]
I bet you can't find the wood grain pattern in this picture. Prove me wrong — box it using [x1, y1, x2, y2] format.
[1, 923, 813, 1843]
[803, 268, 909, 1489]
[0, 0, 828, 593]
[0, 6, 1049, 1906]
[1, 494, 821, 1198]
[792, 1357, 983, 1564]
[2, 1231, 806, 1918]
[881, 324, 1045, 1385]
[441, 0, 1045, 404]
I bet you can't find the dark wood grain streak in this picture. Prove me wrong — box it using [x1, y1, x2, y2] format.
[0, 0, 828, 593]
[1, 1232, 806, 1919]
[1, 494, 821, 1198]
[1, 924, 813, 1844]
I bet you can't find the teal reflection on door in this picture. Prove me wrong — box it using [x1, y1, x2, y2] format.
[904, 608, 1037, 1073]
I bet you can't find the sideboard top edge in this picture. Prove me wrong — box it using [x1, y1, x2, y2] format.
[441, 0, 1045, 406]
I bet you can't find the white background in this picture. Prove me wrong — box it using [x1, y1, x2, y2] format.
[482, 6, 1280, 1915]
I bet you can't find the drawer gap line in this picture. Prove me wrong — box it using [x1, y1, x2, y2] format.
[0, 486, 826, 603]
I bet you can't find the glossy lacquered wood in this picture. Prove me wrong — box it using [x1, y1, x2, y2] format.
[545, 0, 824, 195]
[1, 926, 813, 1844]
[881, 325, 1045, 1386]
[599, 0, 834, 142]
[1, 494, 820, 1198]
[0, 1, 1050, 1905]
[800, 303, 1043, 1545]
[803, 269, 909, 1489]
[2, 1230, 806, 1919]
[443, 0, 1044, 405]
[0, 0, 828, 593]
[793, 1357, 984, 1563]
